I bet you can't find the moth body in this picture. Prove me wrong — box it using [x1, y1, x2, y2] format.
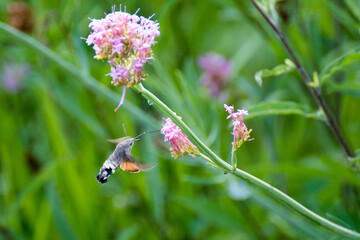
[96, 138, 139, 184]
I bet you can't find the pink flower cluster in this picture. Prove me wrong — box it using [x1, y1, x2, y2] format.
[161, 117, 199, 159]
[86, 6, 160, 87]
[197, 53, 232, 100]
[224, 104, 253, 150]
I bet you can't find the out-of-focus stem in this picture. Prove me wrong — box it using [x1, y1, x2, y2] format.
[134, 83, 360, 239]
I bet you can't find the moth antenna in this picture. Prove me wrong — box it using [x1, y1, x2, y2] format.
[123, 124, 127, 137]
[135, 130, 160, 140]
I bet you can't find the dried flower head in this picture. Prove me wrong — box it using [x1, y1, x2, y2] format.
[85, 6, 160, 109]
[7, 2, 34, 32]
[198, 53, 232, 100]
[161, 117, 199, 159]
[224, 104, 253, 150]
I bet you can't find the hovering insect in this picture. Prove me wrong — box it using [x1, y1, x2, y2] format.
[96, 130, 157, 184]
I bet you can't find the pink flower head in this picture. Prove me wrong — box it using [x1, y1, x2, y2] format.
[86, 6, 159, 86]
[224, 104, 253, 150]
[197, 53, 232, 100]
[86, 6, 160, 109]
[161, 117, 199, 159]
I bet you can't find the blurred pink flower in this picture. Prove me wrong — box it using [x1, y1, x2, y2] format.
[161, 117, 199, 159]
[224, 104, 253, 150]
[1, 63, 30, 93]
[86, 6, 160, 109]
[197, 53, 232, 100]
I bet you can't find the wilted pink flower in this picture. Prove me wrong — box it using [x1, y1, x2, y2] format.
[161, 117, 199, 159]
[224, 104, 253, 150]
[86, 6, 160, 110]
[198, 53, 232, 100]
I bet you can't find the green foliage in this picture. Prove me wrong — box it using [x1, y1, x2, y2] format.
[320, 47, 360, 85]
[257, 0, 282, 24]
[0, 0, 360, 239]
[254, 59, 296, 86]
[245, 101, 324, 121]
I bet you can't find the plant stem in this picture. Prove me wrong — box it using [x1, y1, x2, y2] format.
[198, 153, 216, 166]
[249, 0, 355, 160]
[134, 83, 360, 239]
[231, 148, 237, 171]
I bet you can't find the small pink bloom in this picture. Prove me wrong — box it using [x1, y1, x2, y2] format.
[198, 53, 232, 100]
[1, 63, 30, 93]
[224, 104, 253, 150]
[161, 117, 199, 159]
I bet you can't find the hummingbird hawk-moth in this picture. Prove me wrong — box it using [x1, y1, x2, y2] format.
[96, 131, 156, 184]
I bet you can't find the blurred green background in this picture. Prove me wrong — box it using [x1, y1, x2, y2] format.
[1, 0, 360, 239]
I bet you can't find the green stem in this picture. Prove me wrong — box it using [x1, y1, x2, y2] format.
[231, 148, 237, 171]
[134, 83, 360, 239]
[198, 152, 217, 166]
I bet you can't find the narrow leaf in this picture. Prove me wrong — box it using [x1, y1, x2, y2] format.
[255, 59, 296, 86]
[320, 47, 360, 84]
[328, 82, 360, 98]
[245, 101, 324, 121]
[257, 0, 281, 24]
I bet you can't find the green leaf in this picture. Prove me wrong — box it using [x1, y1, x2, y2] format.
[116, 225, 139, 240]
[325, 1, 359, 31]
[328, 82, 360, 98]
[345, 0, 360, 21]
[46, 183, 77, 240]
[257, 0, 281, 24]
[1, 161, 59, 224]
[255, 59, 296, 86]
[174, 195, 253, 234]
[320, 46, 360, 84]
[245, 101, 324, 121]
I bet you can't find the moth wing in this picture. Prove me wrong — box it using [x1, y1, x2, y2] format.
[108, 136, 130, 144]
[137, 162, 157, 171]
[120, 157, 157, 173]
[120, 158, 140, 173]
